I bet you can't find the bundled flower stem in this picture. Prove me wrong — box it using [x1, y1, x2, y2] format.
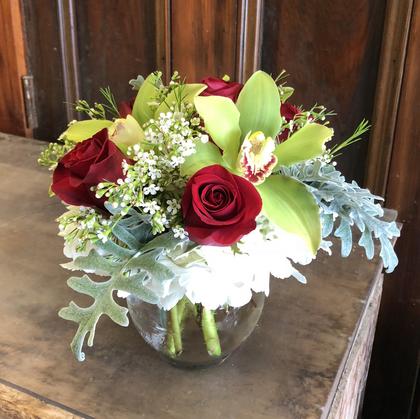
[201, 308, 222, 356]
[166, 297, 222, 358]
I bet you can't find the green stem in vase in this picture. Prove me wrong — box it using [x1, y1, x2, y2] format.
[167, 334, 176, 356]
[201, 307, 222, 356]
[169, 303, 183, 355]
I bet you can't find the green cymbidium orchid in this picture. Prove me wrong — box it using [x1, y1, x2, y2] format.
[59, 119, 113, 143]
[58, 116, 144, 155]
[181, 70, 334, 255]
[108, 115, 145, 153]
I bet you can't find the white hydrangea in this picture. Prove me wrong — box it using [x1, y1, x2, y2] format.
[134, 225, 317, 310]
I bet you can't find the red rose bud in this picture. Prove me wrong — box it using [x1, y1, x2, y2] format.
[181, 165, 262, 246]
[51, 128, 128, 210]
[201, 76, 243, 102]
[118, 97, 135, 118]
[277, 103, 301, 142]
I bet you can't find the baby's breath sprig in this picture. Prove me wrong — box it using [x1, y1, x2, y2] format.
[74, 100, 107, 120]
[293, 104, 335, 127]
[58, 207, 115, 252]
[38, 137, 75, 170]
[96, 109, 205, 235]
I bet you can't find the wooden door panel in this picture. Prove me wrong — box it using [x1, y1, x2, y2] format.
[0, 0, 29, 136]
[363, 2, 420, 417]
[261, 0, 386, 184]
[171, 0, 240, 82]
[22, 0, 67, 141]
[75, 0, 159, 106]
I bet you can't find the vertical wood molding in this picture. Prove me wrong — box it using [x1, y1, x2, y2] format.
[236, 0, 263, 82]
[365, 0, 414, 196]
[57, 0, 81, 122]
[155, 0, 172, 82]
[0, 0, 30, 136]
[364, 3, 420, 417]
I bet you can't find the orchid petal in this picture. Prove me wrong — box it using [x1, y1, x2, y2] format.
[257, 175, 321, 255]
[236, 71, 282, 140]
[194, 96, 241, 168]
[60, 120, 113, 143]
[274, 123, 333, 167]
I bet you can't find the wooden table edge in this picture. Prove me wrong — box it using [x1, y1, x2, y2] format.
[0, 378, 91, 419]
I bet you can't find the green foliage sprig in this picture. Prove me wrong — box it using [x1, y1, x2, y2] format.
[38, 137, 74, 170]
[328, 119, 371, 158]
[59, 218, 185, 361]
[282, 160, 400, 272]
[74, 86, 120, 120]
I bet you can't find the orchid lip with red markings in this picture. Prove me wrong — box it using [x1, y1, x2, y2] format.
[237, 131, 278, 185]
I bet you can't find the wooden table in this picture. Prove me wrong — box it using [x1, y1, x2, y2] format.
[0, 133, 396, 419]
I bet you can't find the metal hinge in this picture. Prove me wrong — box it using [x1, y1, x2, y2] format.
[21, 75, 38, 129]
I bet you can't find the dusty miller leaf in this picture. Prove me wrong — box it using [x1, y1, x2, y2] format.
[281, 160, 400, 272]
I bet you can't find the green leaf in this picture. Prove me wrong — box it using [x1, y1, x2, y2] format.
[62, 250, 121, 276]
[140, 231, 180, 253]
[236, 70, 282, 140]
[125, 249, 175, 281]
[132, 73, 161, 125]
[155, 83, 206, 117]
[280, 86, 294, 102]
[112, 224, 140, 250]
[274, 123, 333, 167]
[180, 140, 223, 177]
[257, 175, 321, 254]
[94, 239, 135, 259]
[59, 275, 129, 361]
[194, 96, 241, 168]
[114, 273, 158, 304]
[59, 236, 179, 361]
[60, 120, 113, 142]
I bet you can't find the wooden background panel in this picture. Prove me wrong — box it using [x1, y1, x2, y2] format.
[22, 0, 67, 141]
[0, 0, 29, 137]
[261, 0, 386, 184]
[75, 0, 159, 107]
[363, 2, 420, 417]
[171, 0, 239, 82]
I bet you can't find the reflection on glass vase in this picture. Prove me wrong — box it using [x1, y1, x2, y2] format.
[127, 292, 265, 368]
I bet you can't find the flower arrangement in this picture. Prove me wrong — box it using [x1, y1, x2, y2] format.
[39, 70, 399, 363]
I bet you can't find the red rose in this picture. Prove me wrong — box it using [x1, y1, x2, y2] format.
[277, 103, 301, 142]
[51, 128, 128, 209]
[201, 77, 243, 102]
[118, 97, 135, 118]
[181, 165, 262, 246]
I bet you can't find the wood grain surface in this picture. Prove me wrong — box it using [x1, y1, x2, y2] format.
[171, 0, 240, 81]
[0, 381, 82, 419]
[22, 0, 68, 141]
[0, 0, 30, 137]
[363, 2, 420, 417]
[261, 0, 386, 184]
[365, 0, 414, 196]
[75, 0, 158, 106]
[0, 133, 392, 418]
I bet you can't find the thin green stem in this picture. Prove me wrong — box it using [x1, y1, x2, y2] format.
[201, 308, 221, 357]
[169, 304, 183, 355]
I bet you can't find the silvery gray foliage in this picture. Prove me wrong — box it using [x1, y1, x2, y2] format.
[59, 205, 188, 361]
[281, 160, 400, 273]
[129, 75, 145, 90]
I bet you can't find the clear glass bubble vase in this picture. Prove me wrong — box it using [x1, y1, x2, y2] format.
[127, 293, 265, 368]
